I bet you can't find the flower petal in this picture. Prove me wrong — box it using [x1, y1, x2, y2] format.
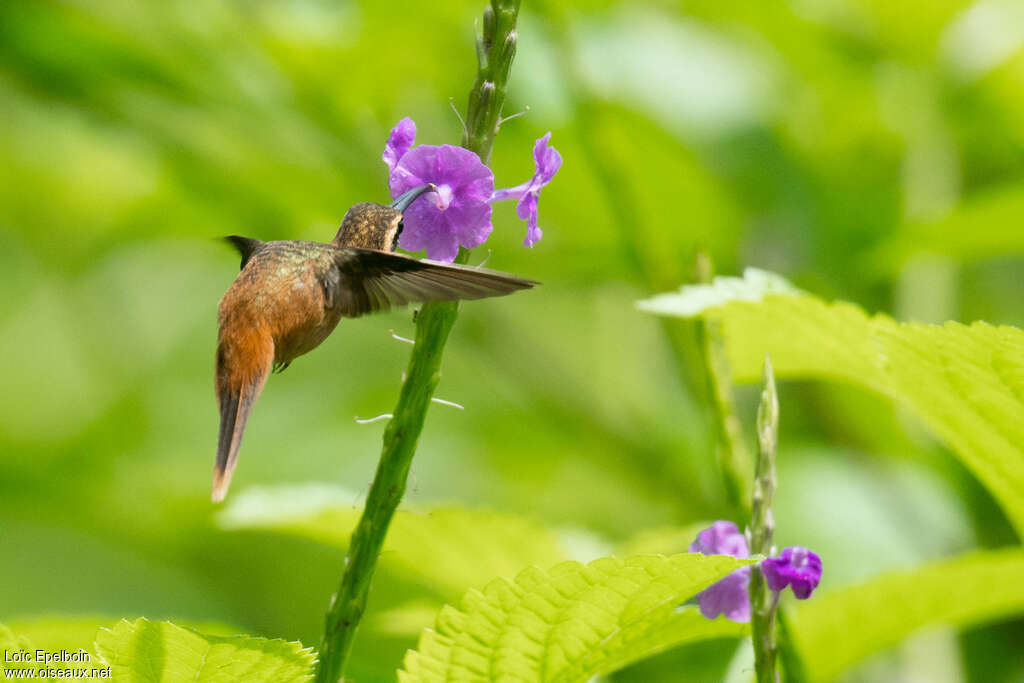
[689, 521, 750, 559]
[489, 182, 528, 203]
[423, 232, 461, 262]
[383, 118, 416, 173]
[761, 546, 823, 600]
[390, 145, 492, 197]
[387, 143, 495, 262]
[445, 199, 493, 247]
[517, 193, 541, 247]
[696, 567, 751, 622]
[532, 132, 563, 184]
[398, 200, 461, 262]
[489, 133, 561, 248]
[689, 521, 753, 623]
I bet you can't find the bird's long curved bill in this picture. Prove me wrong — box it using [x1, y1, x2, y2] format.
[389, 183, 437, 212]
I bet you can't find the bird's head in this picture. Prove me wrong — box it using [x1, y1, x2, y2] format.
[331, 183, 436, 251]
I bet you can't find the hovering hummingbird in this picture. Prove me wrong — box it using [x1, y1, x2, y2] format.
[213, 183, 536, 502]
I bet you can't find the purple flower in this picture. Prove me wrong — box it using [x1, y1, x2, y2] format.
[490, 132, 562, 247]
[689, 521, 751, 623]
[383, 117, 416, 171]
[690, 520, 750, 559]
[382, 118, 560, 262]
[762, 546, 823, 599]
[696, 566, 751, 622]
[384, 118, 494, 262]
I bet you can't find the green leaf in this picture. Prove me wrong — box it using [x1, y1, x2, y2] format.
[95, 618, 315, 682]
[399, 553, 752, 683]
[637, 268, 799, 317]
[790, 549, 1024, 682]
[218, 486, 567, 599]
[638, 269, 1024, 535]
[1, 617, 257, 677]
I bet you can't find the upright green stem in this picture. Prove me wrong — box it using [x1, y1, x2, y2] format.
[776, 608, 810, 683]
[462, 0, 520, 163]
[749, 355, 779, 683]
[313, 3, 520, 681]
[696, 251, 753, 514]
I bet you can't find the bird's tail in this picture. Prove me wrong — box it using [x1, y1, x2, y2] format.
[213, 330, 272, 502]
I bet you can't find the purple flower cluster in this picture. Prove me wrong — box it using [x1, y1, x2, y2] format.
[382, 117, 561, 262]
[763, 546, 823, 599]
[689, 521, 752, 622]
[489, 132, 562, 248]
[689, 521, 823, 623]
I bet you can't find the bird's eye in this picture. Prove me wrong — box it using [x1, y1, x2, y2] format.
[396, 220, 405, 238]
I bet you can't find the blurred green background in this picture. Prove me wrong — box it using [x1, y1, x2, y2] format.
[2, 0, 1023, 680]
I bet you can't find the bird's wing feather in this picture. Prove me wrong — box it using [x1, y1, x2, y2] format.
[327, 247, 538, 318]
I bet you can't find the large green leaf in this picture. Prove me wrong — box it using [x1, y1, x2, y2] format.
[1, 617, 250, 676]
[790, 549, 1024, 682]
[399, 553, 752, 683]
[95, 618, 315, 682]
[370, 519, 714, 639]
[218, 486, 567, 598]
[638, 269, 1024, 535]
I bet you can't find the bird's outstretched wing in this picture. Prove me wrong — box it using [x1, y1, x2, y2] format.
[326, 247, 538, 317]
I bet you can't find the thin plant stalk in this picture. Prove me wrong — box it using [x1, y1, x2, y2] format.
[749, 355, 779, 683]
[314, 2, 521, 681]
[696, 250, 753, 514]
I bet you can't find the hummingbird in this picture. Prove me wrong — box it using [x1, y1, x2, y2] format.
[213, 183, 536, 502]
